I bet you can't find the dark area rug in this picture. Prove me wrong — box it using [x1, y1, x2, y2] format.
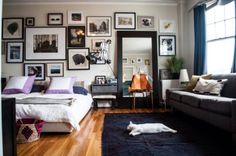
[102, 112, 234, 156]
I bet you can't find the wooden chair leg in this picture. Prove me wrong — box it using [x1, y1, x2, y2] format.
[133, 93, 136, 109]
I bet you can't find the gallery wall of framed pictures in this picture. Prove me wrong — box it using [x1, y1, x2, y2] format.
[2, 7, 178, 81]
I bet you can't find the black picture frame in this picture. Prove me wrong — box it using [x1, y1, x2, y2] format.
[67, 26, 85, 47]
[6, 41, 24, 63]
[2, 18, 24, 40]
[24, 63, 45, 81]
[67, 48, 90, 70]
[25, 17, 35, 26]
[114, 12, 136, 29]
[47, 13, 63, 25]
[159, 35, 176, 56]
[159, 69, 172, 80]
[95, 75, 106, 84]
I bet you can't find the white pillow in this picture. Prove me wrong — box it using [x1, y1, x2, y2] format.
[45, 77, 75, 94]
[3, 76, 35, 94]
[193, 77, 227, 95]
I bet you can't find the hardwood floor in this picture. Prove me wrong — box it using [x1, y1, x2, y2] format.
[17, 108, 168, 156]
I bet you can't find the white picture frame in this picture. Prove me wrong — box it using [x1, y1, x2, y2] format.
[67, 11, 85, 25]
[67, 48, 90, 70]
[25, 27, 66, 60]
[114, 12, 136, 29]
[160, 19, 176, 33]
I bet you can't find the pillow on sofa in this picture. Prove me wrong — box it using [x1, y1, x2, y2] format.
[186, 74, 212, 92]
[193, 77, 227, 95]
[3, 76, 35, 94]
[45, 77, 75, 94]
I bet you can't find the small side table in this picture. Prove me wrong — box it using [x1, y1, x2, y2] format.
[91, 84, 117, 110]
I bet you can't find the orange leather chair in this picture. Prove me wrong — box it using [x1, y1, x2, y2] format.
[128, 74, 153, 109]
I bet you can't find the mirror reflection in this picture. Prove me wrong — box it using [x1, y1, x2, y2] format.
[122, 37, 153, 97]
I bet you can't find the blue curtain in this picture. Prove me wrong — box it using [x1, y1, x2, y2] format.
[194, 5, 206, 75]
[231, 0, 236, 72]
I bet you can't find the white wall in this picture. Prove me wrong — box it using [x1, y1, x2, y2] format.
[2, 1, 181, 86]
[0, 0, 3, 154]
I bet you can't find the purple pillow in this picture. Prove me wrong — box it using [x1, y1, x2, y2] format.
[46, 77, 76, 94]
[3, 76, 35, 94]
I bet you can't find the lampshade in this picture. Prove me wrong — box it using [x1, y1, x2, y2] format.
[179, 69, 189, 83]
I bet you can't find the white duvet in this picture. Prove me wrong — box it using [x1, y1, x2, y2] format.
[2, 93, 93, 129]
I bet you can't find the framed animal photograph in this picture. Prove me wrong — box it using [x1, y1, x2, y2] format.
[47, 13, 63, 25]
[114, 12, 136, 29]
[24, 63, 45, 81]
[68, 26, 85, 47]
[159, 35, 176, 56]
[25, 27, 66, 60]
[6, 41, 24, 63]
[67, 48, 90, 70]
[137, 16, 154, 29]
[2, 18, 24, 40]
[25, 17, 35, 26]
[68, 11, 84, 25]
[46, 62, 64, 77]
[86, 16, 112, 37]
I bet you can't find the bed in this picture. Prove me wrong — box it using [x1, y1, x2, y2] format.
[2, 92, 93, 132]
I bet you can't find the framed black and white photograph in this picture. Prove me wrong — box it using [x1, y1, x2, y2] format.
[86, 16, 112, 37]
[25, 17, 35, 26]
[131, 58, 136, 64]
[68, 11, 84, 25]
[47, 13, 63, 25]
[91, 39, 105, 51]
[159, 35, 176, 56]
[95, 75, 106, 84]
[89, 52, 106, 64]
[25, 27, 66, 60]
[159, 69, 172, 80]
[24, 63, 45, 81]
[145, 59, 150, 65]
[114, 12, 136, 29]
[68, 26, 85, 47]
[160, 19, 176, 33]
[46, 62, 64, 77]
[6, 42, 24, 63]
[2, 18, 24, 40]
[67, 48, 90, 70]
[137, 16, 154, 29]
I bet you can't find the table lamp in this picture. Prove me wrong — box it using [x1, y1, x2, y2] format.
[179, 69, 189, 88]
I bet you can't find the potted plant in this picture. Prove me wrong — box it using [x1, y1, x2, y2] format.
[165, 56, 184, 79]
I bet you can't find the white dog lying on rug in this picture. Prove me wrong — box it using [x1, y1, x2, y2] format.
[127, 121, 177, 136]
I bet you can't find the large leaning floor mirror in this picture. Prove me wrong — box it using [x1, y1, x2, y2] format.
[117, 31, 158, 108]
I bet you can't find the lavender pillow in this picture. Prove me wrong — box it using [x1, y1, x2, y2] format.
[3, 76, 35, 94]
[46, 77, 76, 94]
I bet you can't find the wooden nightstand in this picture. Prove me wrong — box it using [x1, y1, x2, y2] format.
[91, 84, 117, 109]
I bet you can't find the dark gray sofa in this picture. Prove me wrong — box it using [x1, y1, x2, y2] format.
[166, 73, 236, 145]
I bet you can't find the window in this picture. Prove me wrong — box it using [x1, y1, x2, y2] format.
[206, 1, 235, 74]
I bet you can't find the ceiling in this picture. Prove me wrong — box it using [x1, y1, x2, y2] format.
[3, 0, 178, 4]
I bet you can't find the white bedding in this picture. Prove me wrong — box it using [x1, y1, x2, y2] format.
[2, 93, 93, 130]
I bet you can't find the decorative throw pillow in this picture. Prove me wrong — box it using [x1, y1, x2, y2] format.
[45, 77, 75, 94]
[73, 86, 88, 95]
[193, 77, 227, 95]
[3, 76, 35, 94]
[31, 84, 45, 93]
[186, 74, 212, 92]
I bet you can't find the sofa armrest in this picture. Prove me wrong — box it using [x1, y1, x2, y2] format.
[232, 100, 236, 147]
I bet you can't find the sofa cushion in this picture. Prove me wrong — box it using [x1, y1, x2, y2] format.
[200, 96, 233, 116]
[181, 94, 201, 107]
[211, 73, 236, 98]
[169, 90, 186, 101]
